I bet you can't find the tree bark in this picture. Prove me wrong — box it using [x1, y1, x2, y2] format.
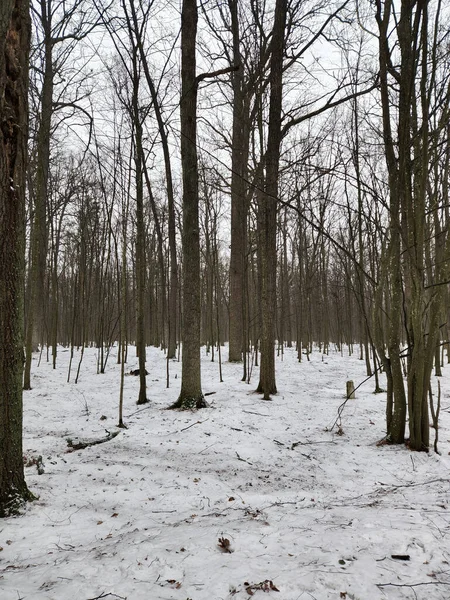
[0, 0, 33, 515]
[171, 0, 205, 409]
[131, 51, 148, 406]
[256, 0, 287, 399]
[23, 1, 53, 389]
[228, 0, 249, 363]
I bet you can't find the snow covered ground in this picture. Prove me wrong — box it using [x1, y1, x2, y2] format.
[1, 344, 450, 600]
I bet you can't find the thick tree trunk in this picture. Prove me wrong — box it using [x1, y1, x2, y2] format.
[376, 0, 407, 443]
[228, 0, 249, 363]
[256, 0, 287, 399]
[171, 0, 205, 410]
[0, 0, 33, 515]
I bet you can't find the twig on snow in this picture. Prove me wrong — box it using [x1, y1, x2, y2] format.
[198, 442, 217, 454]
[377, 581, 450, 589]
[180, 419, 207, 432]
[126, 405, 152, 418]
[86, 593, 127, 600]
[381, 478, 448, 490]
[291, 440, 335, 449]
[236, 452, 253, 465]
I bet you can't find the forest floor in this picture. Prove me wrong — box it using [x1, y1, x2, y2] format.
[1, 344, 450, 600]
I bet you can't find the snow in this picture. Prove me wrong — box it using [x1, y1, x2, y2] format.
[1, 345, 450, 600]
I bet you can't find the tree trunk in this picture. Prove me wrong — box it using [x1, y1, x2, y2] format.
[228, 0, 249, 363]
[256, 0, 287, 399]
[132, 50, 148, 405]
[128, 0, 179, 359]
[171, 0, 205, 410]
[0, 0, 33, 515]
[23, 5, 53, 389]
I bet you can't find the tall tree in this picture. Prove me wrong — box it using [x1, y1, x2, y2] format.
[127, 0, 179, 359]
[24, 0, 99, 389]
[227, 0, 249, 363]
[0, 0, 33, 516]
[171, 0, 206, 409]
[375, 0, 449, 449]
[256, 0, 287, 399]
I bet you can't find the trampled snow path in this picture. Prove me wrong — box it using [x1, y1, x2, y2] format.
[1, 345, 450, 600]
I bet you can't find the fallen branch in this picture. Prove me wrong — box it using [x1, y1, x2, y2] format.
[126, 405, 152, 418]
[381, 478, 448, 490]
[180, 419, 206, 432]
[291, 440, 335, 449]
[329, 364, 384, 431]
[236, 452, 253, 465]
[377, 581, 450, 589]
[67, 431, 120, 452]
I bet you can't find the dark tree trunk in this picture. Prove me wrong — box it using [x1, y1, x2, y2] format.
[256, 0, 287, 399]
[0, 0, 33, 516]
[23, 3, 53, 390]
[171, 0, 206, 409]
[228, 0, 249, 363]
[132, 56, 148, 406]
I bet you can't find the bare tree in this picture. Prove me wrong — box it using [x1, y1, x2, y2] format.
[375, 0, 450, 449]
[24, 0, 99, 389]
[256, 0, 287, 399]
[171, 0, 206, 409]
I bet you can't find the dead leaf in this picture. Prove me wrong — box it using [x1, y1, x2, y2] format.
[269, 580, 280, 591]
[218, 537, 232, 553]
[245, 580, 279, 594]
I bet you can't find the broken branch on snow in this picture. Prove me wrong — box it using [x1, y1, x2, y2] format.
[66, 430, 120, 451]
